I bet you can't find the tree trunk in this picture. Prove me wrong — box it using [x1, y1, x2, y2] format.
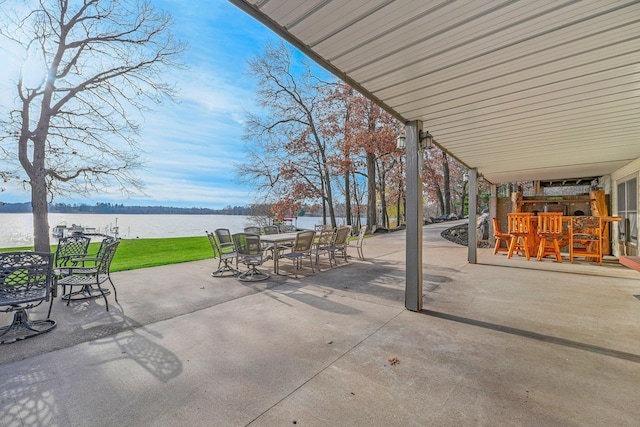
[435, 183, 445, 215]
[323, 165, 337, 228]
[351, 170, 362, 231]
[460, 181, 468, 216]
[320, 176, 327, 225]
[31, 175, 51, 252]
[344, 170, 352, 226]
[443, 153, 451, 215]
[379, 169, 388, 228]
[366, 152, 376, 228]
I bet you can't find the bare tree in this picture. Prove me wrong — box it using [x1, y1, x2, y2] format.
[239, 41, 339, 227]
[0, 0, 185, 251]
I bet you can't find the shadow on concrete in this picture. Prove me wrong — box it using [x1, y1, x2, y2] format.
[422, 309, 640, 363]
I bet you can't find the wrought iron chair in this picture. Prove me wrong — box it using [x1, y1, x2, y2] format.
[53, 235, 91, 266]
[0, 251, 56, 344]
[281, 230, 316, 277]
[232, 233, 270, 281]
[57, 240, 120, 311]
[53, 235, 91, 297]
[327, 226, 351, 267]
[72, 235, 116, 266]
[207, 230, 238, 277]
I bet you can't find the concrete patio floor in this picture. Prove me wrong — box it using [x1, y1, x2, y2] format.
[1, 221, 639, 426]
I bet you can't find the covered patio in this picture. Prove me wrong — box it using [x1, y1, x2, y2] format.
[0, 224, 639, 425]
[229, 0, 640, 310]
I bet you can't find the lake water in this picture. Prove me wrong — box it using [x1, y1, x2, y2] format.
[0, 213, 359, 248]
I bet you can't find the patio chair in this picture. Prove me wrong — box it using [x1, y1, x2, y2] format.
[206, 230, 238, 277]
[53, 235, 91, 297]
[536, 212, 564, 262]
[244, 226, 261, 235]
[507, 213, 534, 260]
[0, 252, 56, 344]
[72, 235, 116, 266]
[281, 230, 316, 277]
[262, 225, 279, 235]
[232, 233, 270, 281]
[352, 226, 367, 260]
[570, 216, 604, 265]
[279, 224, 296, 233]
[261, 225, 279, 260]
[492, 217, 510, 255]
[53, 235, 91, 270]
[57, 240, 121, 311]
[327, 226, 351, 267]
[312, 228, 335, 268]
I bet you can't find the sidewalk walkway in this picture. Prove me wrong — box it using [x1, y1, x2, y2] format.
[1, 223, 639, 426]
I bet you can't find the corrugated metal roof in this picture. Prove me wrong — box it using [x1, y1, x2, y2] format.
[230, 0, 640, 184]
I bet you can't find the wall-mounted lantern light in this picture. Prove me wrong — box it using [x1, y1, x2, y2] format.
[396, 129, 433, 150]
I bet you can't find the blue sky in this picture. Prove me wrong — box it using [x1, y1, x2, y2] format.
[0, 0, 296, 209]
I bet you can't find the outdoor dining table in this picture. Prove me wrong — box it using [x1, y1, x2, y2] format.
[260, 232, 299, 274]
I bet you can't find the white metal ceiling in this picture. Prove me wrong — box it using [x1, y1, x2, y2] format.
[230, 0, 640, 184]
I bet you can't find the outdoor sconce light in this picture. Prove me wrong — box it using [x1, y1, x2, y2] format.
[463, 171, 469, 182]
[396, 129, 433, 150]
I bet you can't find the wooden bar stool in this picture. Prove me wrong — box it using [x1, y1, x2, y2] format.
[507, 213, 534, 260]
[492, 217, 511, 254]
[536, 212, 563, 262]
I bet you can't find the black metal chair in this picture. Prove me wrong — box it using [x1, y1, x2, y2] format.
[207, 230, 238, 277]
[53, 235, 91, 267]
[72, 235, 115, 266]
[0, 252, 56, 344]
[57, 240, 120, 311]
[232, 233, 270, 281]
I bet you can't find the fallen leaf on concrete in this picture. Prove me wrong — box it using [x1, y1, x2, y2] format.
[388, 357, 399, 365]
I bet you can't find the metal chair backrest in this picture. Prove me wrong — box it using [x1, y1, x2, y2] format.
[316, 228, 334, 249]
[244, 226, 261, 235]
[333, 226, 351, 246]
[97, 240, 120, 276]
[206, 231, 221, 258]
[233, 233, 263, 256]
[54, 235, 91, 267]
[94, 236, 116, 258]
[214, 229, 236, 255]
[0, 252, 54, 307]
[356, 226, 366, 244]
[262, 225, 279, 235]
[294, 230, 316, 252]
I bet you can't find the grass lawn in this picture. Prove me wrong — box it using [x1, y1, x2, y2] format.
[1, 232, 369, 272]
[0, 236, 214, 272]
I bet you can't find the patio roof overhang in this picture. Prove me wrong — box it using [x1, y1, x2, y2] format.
[229, 0, 640, 184]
